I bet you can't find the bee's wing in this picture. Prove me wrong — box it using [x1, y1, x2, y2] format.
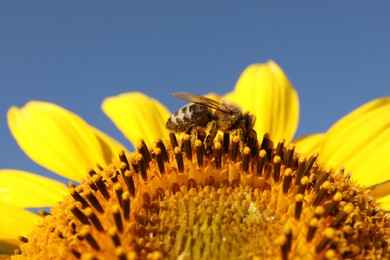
[173, 92, 231, 113]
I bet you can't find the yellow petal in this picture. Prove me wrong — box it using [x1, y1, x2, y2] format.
[222, 91, 235, 101]
[0, 239, 17, 255]
[91, 126, 130, 164]
[102, 92, 171, 148]
[319, 98, 390, 187]
[232, 61, 299, 143]
[375, 194, 390, 211]
[8, 102, 127, 182]
[0, 201, 40, 254]
[0, 169, 68, 207]
[294, 133, 325, 156]
[370, 181, 390, 199]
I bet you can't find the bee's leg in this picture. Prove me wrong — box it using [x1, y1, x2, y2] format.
[204, 121, 218, 154]
[184, 124, 200, 143]
[235, 128, 246, 154]
[235, 128, 258, 156]
[185, 124, 195, 135]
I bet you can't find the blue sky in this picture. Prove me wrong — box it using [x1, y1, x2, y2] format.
[1, 2, 389, 183]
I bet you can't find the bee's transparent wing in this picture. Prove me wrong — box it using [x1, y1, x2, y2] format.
[173, 92, 231, 113]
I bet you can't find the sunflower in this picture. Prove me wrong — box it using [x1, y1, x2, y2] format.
[1, 61, 390, 259]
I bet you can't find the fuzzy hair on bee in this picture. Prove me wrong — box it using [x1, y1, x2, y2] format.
[166, 92, 257, 153]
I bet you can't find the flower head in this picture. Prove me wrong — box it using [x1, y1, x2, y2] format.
[11, 134, 390, 259]
[1, 61, 390, 259]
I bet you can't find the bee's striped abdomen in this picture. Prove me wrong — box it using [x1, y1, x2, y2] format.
[166, 104, 213, 133]
[170, 106, 193, 124]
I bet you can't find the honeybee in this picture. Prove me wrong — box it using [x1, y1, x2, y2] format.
[166, 92, 256, 152]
